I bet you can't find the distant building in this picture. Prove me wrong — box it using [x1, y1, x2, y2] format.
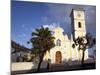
[43, 9, 89, 64]
[11, 41, 32, 62]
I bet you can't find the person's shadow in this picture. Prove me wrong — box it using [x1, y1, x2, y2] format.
[46, 59, 51, 70]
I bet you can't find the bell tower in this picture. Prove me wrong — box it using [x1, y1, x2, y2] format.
[70, 9, 86, 40]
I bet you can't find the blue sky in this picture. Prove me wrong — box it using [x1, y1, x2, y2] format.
[11, 1, 96, 49]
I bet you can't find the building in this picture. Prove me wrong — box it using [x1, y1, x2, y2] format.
[11, 41, 32, 62]
[43, 9, 89, 64]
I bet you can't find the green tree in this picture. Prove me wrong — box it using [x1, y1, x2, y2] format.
[28, 26, 55, 72]
[72, 33, 96, 67]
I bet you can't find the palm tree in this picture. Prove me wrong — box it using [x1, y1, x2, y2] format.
[72, 33, 96, 67]
[28, 26, 55, 72]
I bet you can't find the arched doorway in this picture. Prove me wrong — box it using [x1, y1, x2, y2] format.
[55, 51, 62, 64]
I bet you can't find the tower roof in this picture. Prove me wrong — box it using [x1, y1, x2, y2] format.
[72, 8, 85, 11]
[70, 8, 85, 17]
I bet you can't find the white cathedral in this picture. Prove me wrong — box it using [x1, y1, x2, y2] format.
[43, 9, 89, 64]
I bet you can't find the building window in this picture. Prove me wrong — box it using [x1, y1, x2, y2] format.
[56, 39, 61, 46]
[78, 22, 82, 28]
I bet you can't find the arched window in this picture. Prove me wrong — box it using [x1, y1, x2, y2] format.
[56, 39, 61, 46]
[78, 22, 82, 28]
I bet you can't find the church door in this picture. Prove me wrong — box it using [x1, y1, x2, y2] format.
[55, 51, 62, 64]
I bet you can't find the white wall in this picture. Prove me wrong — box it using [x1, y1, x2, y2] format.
[11, 61, 48, 71]
[11, 62, 35, 71]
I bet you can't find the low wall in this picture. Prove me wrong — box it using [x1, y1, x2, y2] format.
[11, 61, 47, 71]
[11, 62, 37, 71]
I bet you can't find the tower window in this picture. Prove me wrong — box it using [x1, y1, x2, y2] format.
[78, 22, 82, 28]
[56, 39, 61, 46]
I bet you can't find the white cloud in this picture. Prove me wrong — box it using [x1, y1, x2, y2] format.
[21, 24, 29, 31]
[22, 34, 26, 37]
[22, 24, 25, 28]
[31, 28, 35, 32]
[43, 23, 57, 31]
[18, 33, 26, 38]
[41, 16, 49, 23]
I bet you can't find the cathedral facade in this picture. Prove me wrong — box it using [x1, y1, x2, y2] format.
[44, 9, 89, 64]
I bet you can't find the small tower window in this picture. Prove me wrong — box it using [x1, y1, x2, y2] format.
[56, 39, 61, 46]
[78, 22, 82, 28]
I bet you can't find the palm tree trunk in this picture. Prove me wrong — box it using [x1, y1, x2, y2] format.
[36, 52, 44, 72]
[81, 50, 85, 67]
